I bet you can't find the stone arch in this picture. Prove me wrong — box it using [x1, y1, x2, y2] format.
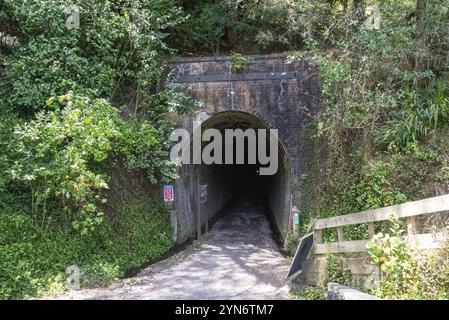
[165, 54, 320, 243]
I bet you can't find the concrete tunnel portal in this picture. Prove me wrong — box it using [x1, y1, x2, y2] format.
[194, 110, 291, 241]
[168, 54, 320, 243]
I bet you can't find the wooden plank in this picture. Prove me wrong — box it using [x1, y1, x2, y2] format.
[315, 240, 368, 254]
[368, 222, 375, 238]
[314, 229, 323, 244]
[314, 194, 449, 230]
[337, 226, 344, 242]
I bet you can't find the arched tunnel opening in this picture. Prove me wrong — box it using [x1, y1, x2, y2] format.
[196, 111, 291, 242]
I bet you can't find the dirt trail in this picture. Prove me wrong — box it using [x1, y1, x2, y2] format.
[53, 202, 292, 300]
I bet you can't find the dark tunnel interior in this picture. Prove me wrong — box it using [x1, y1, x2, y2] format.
[197, 111, 291, 237]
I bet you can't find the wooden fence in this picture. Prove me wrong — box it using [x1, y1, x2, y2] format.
[313, 194, 449, 255]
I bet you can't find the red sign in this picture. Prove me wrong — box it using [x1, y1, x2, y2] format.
[164, 184, 174, 202]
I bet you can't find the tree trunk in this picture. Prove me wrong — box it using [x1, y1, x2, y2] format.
[414, 0, 428, 87]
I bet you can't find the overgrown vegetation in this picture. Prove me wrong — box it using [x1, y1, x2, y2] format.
[0, 0, 448, 300]
[0, 0, 192, 299]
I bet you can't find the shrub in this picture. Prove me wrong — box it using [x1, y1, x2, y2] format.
[326, 254, 352, 287]
[5, 92, 182, 236]
[7, 93, 120, 235]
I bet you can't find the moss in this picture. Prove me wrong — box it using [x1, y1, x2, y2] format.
[0, 191, 174, 299]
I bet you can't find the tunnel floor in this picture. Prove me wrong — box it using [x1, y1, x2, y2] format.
[51, 201, 292, 300]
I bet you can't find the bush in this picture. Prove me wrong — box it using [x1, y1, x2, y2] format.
[0, 1, 187, 299]
[171, 2, 229, 54]
[0, 192, 173, 299]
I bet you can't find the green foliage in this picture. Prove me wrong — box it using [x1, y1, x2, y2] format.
[107, 192, 173, 272]
[0, 192, 173, 299]
[173, 0, 325, 54]
[1, 0, 448, 301]
[373, 81, 449, 150]
[326, 254, 352, 287]
[7, 93, 119, 234]
[411, 241, 449, 300]
[366, 215, 449, 299]
[170, 1, 229, 54]
[301, 154, 407, 241]
[296, 0, 449, 157]
[0, 0, 184, 114]
[117, 118, 176, 184]
[0, 114, 18, 195]
[229, 52, 248, 73]
[284, 229, 301, 256]
[4, 92, 184, 235]
[352, 162, 407, 210]
[0, 0, 191, 299]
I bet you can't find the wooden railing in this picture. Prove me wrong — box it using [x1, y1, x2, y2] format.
[313, 194, 449, 254]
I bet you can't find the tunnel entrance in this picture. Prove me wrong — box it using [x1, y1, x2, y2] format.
[197, 111, 291, 238]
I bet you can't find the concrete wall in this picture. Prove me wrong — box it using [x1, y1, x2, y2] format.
[297, 255, 381, 292]
[164, 54, 320, 242]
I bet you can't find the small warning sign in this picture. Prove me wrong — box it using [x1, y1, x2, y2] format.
[163, 184, 174, 202]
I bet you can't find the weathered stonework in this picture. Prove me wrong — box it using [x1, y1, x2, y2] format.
[327, 283, 381, 300]
[163, 54, 320, 242]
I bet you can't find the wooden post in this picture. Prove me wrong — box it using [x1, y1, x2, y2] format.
[407, 216, 417, 235]
[337, 226, 344, 242]
[314, 228, 323, 244]
[368, 222, 375, 238]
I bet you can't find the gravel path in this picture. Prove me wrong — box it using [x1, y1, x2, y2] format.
[53, 202, 292, 300]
